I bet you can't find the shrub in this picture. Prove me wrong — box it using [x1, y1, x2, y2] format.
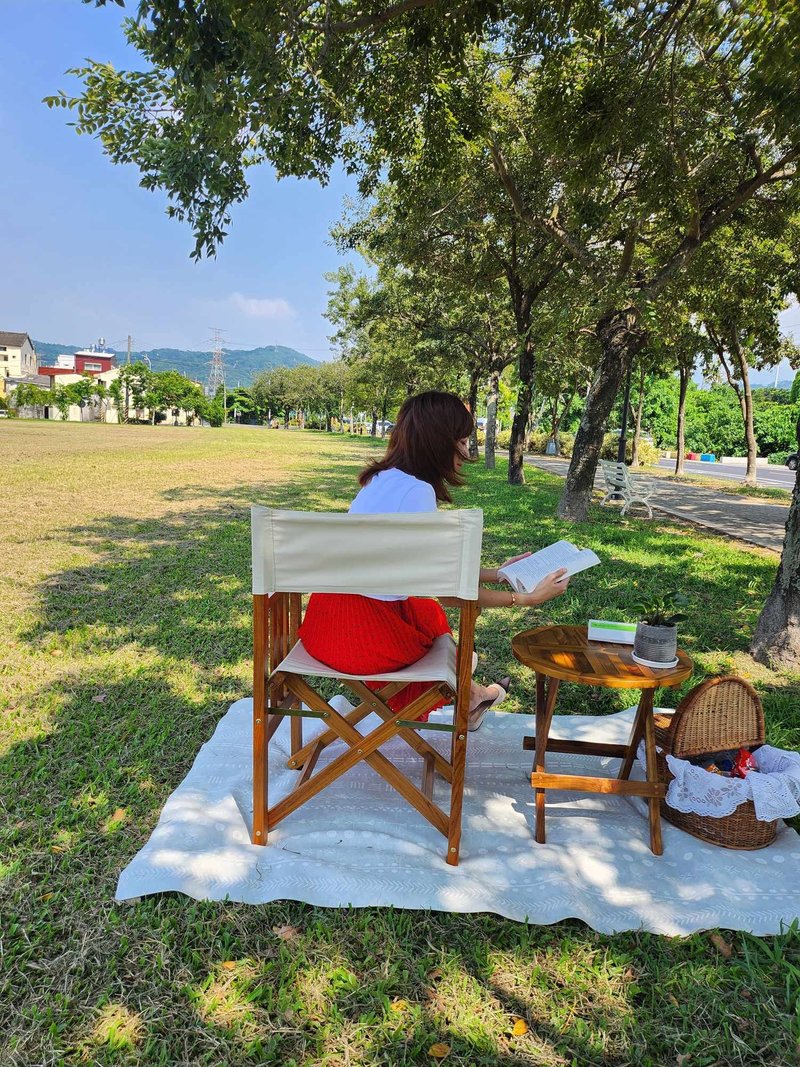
[600, 433, 660, 466]
[496, 430, 512, 450]
[768, 452, 791, 465]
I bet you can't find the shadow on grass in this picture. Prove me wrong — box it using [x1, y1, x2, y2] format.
[4, 460, 800, 1064]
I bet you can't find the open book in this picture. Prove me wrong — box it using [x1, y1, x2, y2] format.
[497, 540, 600, 593]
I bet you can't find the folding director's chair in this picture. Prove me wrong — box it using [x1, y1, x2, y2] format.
[251, 505, 484, 865]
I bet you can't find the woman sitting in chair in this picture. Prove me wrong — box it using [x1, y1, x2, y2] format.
[299, 390, 569, 731]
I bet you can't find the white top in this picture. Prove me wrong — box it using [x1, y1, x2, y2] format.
[349, 468, 437, 600]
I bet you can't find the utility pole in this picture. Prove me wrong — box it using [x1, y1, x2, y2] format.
[123, 334, 132, 422]
[616, 363, 633, 465]
[207, 328, 226, 420]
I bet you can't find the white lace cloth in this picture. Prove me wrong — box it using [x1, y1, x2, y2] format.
[637, 739, 800, 821]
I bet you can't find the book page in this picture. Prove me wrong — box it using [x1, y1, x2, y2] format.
[498, 541, 600, 593]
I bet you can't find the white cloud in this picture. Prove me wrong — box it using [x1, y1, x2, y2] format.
[229, 292, 295, 320]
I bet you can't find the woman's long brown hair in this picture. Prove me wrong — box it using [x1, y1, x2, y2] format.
[359, 391, 475, 502]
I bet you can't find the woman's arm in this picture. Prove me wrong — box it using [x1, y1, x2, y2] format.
[440, 568, 570, 609]
[480, 568, 570, 608]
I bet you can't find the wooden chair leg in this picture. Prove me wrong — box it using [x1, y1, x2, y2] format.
[253, 594, 269, 846]
[446, 600, 476, 865]
[290, 715, 303, 758]
[422, 753, 435, 800]
[296, 738, 324, 787]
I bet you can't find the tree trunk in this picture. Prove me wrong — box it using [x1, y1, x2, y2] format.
[325, 412, 332, 432]
[674, 366, 688, 475]
[557, 309, 647, 520]
[467, 369, 480, 461]
[752, 417, 800, 667]
[729, 333, 758, 486]
[485, 369, 500, 471]
[550, 391, 575, 453]
[380, 398, 388, 438]
[630, 368, 646, 468]
[508, 336, 535, 485]
[370, 409, 377, 436]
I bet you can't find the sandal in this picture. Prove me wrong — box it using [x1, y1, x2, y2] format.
[468, 676, 511, 732]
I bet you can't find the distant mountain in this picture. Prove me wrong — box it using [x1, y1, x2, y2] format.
[33, 340, 317, 386]
[752, 380, 794, 392]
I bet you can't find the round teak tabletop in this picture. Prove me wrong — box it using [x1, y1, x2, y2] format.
[512, 624, 693, 690]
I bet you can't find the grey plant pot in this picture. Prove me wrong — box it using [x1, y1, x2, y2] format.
[634, 621, 678, 663]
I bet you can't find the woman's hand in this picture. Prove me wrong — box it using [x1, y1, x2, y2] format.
[499, 551, 532, 574]
[520, 568, 570, 606]
[482, 552, 532, 584]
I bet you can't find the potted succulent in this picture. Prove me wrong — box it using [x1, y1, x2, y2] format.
[632, 593, 689, 665]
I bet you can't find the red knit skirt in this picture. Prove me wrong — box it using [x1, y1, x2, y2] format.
[298, 593, 452, 718]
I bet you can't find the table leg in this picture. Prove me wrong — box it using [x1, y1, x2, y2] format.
[534, 673, 559, 844]
[617, 693, 649, 781]
[641, 691, 663, 855]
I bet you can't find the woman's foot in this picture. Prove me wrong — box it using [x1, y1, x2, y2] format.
[468, 676, 511, 732]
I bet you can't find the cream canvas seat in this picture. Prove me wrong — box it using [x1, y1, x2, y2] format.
[250, 505, 484, 865]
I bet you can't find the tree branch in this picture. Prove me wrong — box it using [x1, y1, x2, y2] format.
[325, 0, 443, 34]
[615, 220, 640, 282]
[643, 146, 800, 300]
[487, 138, 601, 282]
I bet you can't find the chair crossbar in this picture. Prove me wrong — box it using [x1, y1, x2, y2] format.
[342, 680, 455, 780]
[268, 675, 450, 837]
[278, 706, 330, 720]
[395, 719, 455, 733]
[282, 676, 454, 784]
[283, 679, 406, 769]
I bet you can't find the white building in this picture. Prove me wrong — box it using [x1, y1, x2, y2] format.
[0, 331, 37, 383]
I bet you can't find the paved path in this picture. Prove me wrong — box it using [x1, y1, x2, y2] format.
[525, 456, 790, 554]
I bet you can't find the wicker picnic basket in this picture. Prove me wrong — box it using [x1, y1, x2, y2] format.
[653, 676, 778, 850]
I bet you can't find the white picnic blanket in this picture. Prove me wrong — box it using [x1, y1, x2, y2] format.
[116, 699, 800, 935]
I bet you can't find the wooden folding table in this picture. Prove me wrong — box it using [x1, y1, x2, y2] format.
[512, 624, 693, 854]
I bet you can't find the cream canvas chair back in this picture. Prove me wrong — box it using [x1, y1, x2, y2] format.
[250, 505, 484, 866]
[251, 505, 484, 598]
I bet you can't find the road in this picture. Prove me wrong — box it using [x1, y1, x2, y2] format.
[656, 458, 796, 490]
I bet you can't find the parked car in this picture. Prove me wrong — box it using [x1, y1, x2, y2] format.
[786, 452, 798, 471]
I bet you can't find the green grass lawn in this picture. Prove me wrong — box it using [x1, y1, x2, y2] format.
[2, 420, 800, 1066]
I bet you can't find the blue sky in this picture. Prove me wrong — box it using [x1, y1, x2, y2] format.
[1, 1, 797, 380]
[0, 0, 359, 360]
